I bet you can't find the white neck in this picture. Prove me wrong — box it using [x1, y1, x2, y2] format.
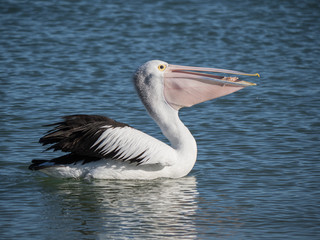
[149, 105, 198, 173]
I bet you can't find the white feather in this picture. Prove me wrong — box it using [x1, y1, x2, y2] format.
[92, 126, 176, 166]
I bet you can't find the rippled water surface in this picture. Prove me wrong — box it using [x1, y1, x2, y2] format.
[1, 0, 320, 239]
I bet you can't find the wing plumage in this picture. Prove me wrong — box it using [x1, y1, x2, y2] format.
[91, 125, 175, 165]
[30, 115, 175, 170]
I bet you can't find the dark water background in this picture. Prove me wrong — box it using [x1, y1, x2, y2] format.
[1, 0, 320, 239]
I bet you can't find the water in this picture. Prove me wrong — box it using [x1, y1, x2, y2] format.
[1, 0, 319, 239]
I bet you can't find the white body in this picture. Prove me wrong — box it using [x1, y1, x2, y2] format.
[41, 116, 197, 180]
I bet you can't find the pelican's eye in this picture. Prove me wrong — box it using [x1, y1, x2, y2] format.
[158, 64, 167, 71]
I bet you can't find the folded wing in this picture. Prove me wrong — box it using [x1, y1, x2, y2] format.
[34, 115, 175, 167]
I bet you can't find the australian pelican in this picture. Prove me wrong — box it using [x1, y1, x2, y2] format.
[29, 60, 258, 179]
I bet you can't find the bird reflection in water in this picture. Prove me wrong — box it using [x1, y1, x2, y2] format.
[38, 176, 199, 239]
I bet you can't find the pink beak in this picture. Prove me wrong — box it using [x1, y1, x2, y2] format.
[164, 64, 259, 110]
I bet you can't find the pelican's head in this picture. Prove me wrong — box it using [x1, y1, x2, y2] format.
[134, 60, 259, 113]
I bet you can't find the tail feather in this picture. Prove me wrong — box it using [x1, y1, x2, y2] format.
[29, 159, 52, 170]
[29, 154, 102, 171]
[30, 115, 121, 172]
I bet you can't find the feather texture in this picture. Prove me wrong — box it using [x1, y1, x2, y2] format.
[30, 114, 175, 170]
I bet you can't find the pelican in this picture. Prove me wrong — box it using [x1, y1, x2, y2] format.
[29, 60, 258, 179]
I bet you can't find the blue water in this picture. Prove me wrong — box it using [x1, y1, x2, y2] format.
[1, 0, 320, 239]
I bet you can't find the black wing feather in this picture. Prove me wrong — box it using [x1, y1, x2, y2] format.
[30, 114, 139, 170]
[40, 114, 128, 153]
